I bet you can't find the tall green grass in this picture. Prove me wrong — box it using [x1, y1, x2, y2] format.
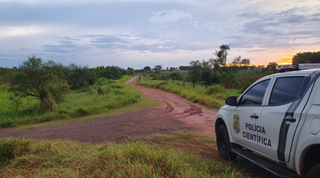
[0, 76, 140, 128]
[136, 77, 242, 109]
[0, 134, 251, 178]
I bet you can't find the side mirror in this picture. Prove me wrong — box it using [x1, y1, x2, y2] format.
[225, 96, 237, 106]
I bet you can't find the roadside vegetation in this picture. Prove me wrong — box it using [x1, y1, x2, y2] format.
[0, 56, 141, 129]
[0, 132, 253, 178]
[137, 77, 241, 108]
[0, 78, 140, 128]
[137, 67, 276, 109]
[136, 45, 278, 109]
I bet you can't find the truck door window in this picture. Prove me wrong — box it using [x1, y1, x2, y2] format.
[269, 76, 309, 105]
[239, 79, 270, 106]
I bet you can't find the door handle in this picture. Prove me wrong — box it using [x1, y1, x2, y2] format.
[250, 115, 259, 119]
[283, 118, 296, 122]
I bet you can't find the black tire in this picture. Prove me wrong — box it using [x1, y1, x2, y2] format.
[307, 163, 320, 178]
[217, 125, 237, 160]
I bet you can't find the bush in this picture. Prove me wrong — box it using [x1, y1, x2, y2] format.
[97, 78, 113, 85]
[73, 108, 89, 117]
[109, 84, 124, 89]
[206, 85, 224, 95]
[218, 72, 235, 86]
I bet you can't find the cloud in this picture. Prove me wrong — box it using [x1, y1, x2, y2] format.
[86, 35, 130, 44]
[0, 26, 45, 37]
[225, 7, 320, 50]
[148, 10, 192, 23]
[41, 33, 213, 55]
[189, 21, 199, 27]
[43, 40, 90, 53]
[234, 8, 320, 36]
[202, 22, 221, 31]
[235, 12, 260, 19]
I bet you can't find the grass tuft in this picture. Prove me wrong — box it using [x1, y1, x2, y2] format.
[0, 134, 252, 178]
[137, 77, 242, 108]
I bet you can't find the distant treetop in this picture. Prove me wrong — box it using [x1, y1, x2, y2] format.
[292, 51, 320, 64]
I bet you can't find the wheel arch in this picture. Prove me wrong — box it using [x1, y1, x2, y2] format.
[299, 144, 320, 177]
[215, 115, 234, 143]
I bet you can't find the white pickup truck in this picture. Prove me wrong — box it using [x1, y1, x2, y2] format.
[215, 69, 320, 178]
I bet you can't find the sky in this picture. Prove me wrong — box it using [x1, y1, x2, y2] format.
[0, 0, 320, 69]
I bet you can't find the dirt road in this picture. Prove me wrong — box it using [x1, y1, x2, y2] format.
[0, 78, 217, 143]
[0, 78, 277, 177]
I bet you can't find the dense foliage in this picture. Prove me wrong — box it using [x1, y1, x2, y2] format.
[292, 51, 320, 63]
[9, 56, 69, 107]
[0, 56, 137, 128]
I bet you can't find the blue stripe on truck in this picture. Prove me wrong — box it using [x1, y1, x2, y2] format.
[277, 70, 320, 166]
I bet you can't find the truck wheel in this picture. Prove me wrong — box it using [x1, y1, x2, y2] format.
[307, 163, 320, 178]
[217, 125, 237, 160]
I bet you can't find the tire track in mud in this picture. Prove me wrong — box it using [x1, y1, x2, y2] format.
[163, 100, 174, 112]
[163, 100, 203, 119]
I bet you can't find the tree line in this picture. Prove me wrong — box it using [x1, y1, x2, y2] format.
[292, 51, 320, 64]
[0, 56, 133, 109]
[147, 45, 264, 89]
[145, 48, 320, 90]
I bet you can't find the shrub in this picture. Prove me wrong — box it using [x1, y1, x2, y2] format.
[109, 84, 124, 89]
[206, 85, 224, 95]
[97, 78, 113, 85]
[73, 108, 89, 117]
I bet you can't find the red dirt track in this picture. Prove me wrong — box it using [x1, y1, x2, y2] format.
[0, 77, 217, 143]
[0, 77, 278, 177]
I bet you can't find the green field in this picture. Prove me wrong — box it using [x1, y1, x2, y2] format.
[0, 76, 146, 128]
[0, 132, 252, 178]
[136, 76, 242, 109]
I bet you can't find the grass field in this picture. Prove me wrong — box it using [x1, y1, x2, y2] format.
[136, 76, 242, 109]
[0, 76, 154, 129]
[0, 132, 252, 178]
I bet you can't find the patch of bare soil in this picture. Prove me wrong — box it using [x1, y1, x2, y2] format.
[0, 107, 197, 144]
[133, 80, 217, 138]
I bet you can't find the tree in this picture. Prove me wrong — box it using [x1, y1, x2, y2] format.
[9, 56, 69, 107]
[127, 67, 134, 75]
[155, 65, 162, 70]
[209, 58, 220, 72]
[292, 51, 320, 64]
[232, 56, 241, 65]
[170, 67, 178, 71]
[240, 58, 250, 66]
[214, 45, 230, 66]
[100, 66, 122, 79]
[201, 60, 211, 89]
[179, 66, 192, 70]
[169, 72, 182, 82]
[64, 64, 96, 89]
[188, 60, 202, 87]
[267, 62, 278, 68]
[143, 66, 151, 72]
